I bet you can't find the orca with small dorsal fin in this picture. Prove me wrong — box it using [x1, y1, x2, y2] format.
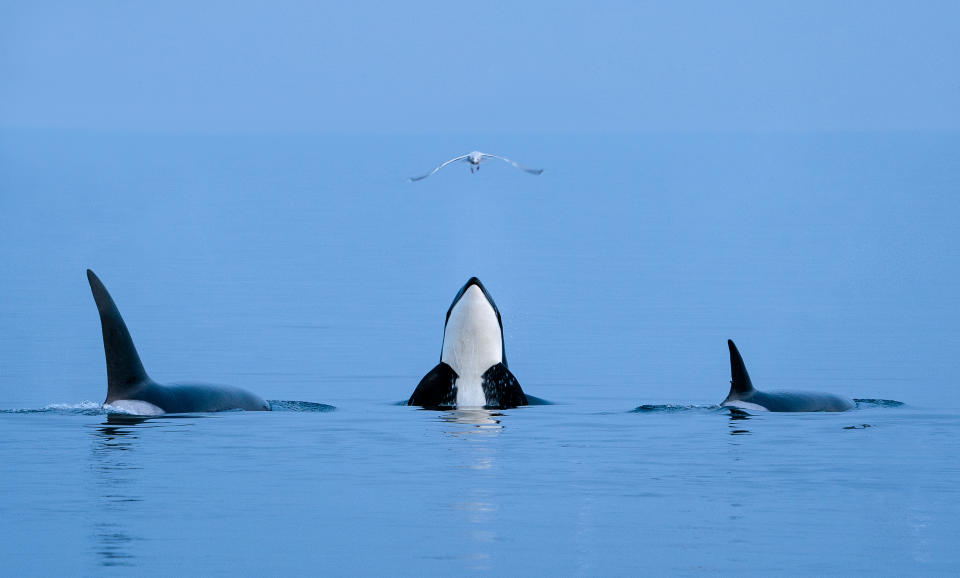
[722, 339, 854, 412]
[87, 269, 270, 414]
[408, 277, 535, 409]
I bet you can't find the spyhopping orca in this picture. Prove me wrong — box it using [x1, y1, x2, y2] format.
[408, 278, 527, 409]
[87, 270, 270, 414]
[722, 339, 854, 412]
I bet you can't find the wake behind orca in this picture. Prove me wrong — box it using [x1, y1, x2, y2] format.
[722, 339, 854, 412]
[408, 277, 534, 409]
[87, 269, 270, 414]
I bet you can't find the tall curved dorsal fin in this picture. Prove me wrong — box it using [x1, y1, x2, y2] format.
[87, 270, 149, 401]
[727, 339, 755, 397]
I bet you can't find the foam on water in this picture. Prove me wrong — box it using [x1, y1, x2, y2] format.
[631, 404, 725, 413]
[0, 401, 106, 415]
[853, 398, 906, 408]
[1, 400, 336, 415]
[267, 400, 336, 412]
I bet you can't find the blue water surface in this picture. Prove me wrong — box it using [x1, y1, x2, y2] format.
[1, 132, 958, 574]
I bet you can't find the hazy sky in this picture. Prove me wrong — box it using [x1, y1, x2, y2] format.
[1, 1, 957, 132]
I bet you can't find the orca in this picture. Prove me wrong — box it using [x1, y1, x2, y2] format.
[722, 339, 854, 412]
[86, 269, 270, 414]
[408, 278, 528, 409]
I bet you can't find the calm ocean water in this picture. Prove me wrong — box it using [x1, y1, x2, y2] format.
[1, 131, 958, 574]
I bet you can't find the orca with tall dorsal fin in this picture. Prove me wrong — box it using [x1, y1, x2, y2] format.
[722, 339, 854, 412]
[408, 277, 530, 409]
[87, 269, 270, 414]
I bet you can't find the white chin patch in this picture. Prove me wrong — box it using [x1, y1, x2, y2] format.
[441, 285, 503, 408]
[105, 399, 165, 416]
[722, 400, 769, 412]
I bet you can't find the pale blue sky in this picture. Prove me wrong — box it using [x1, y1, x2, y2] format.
[1, 1, 957, 133]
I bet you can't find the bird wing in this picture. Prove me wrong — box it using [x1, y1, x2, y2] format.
[483, 154, 544, 175]
[409, 154, 470, 181]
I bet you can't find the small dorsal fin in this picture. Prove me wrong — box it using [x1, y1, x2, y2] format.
[727, 339, 755, 397]
[87, 270, 149, 401]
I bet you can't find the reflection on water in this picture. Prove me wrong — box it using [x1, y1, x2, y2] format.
[728, 408, 751, 436]
[89, 419, 145, 567]
[92, 523, 136, 568]
[454, 486, 498, 571]
[439, 409, 504, 436]
[105, 414, 152, 426]
[439, 408, 502, 570]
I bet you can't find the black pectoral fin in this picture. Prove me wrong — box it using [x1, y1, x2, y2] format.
[481, 363, 527, 409]
[408, 362, 458, 408]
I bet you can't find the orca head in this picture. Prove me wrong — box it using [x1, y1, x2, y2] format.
[441, 277, 506, 371]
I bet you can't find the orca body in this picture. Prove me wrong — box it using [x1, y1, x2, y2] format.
[408, 278, 527, 409]
[87, 270, 270, 414]
[722, 340, 854, 412]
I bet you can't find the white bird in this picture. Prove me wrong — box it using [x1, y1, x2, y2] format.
[409, 151, 543, 181]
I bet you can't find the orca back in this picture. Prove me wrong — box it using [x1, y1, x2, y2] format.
[87, 269, 270, 413]
[723, 339, 854, 412]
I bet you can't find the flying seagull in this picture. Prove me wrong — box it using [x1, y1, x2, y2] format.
[409, 151, 544, 181]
